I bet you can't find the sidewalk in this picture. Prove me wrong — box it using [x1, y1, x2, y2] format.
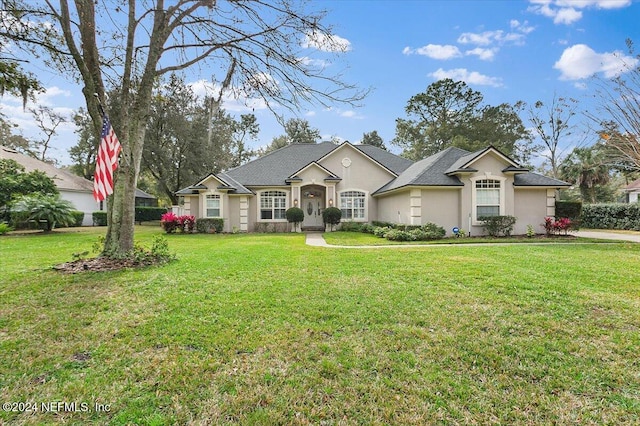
[305, 230, 640, 248]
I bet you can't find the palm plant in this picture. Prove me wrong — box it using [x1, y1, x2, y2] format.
[11, 194, 76, 232]
[559, 145, 611, 203]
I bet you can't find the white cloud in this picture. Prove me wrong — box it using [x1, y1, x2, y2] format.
[510, 20, 535, 34]
[458, 29, 526, 47]
[528, 0, 631, 24]
[429, 68, 503, 87]
[403, 44, 462, 60]
[302, 30, 351, 53]
[458, 31, 500, 46]
[304, 111, 316, 117]
[554, 7, 582, 24]
[297, 56, 330, 68]
[340, 110, 357, 118]
[465, 47, 498, 61]
[554, 44, 638, 80]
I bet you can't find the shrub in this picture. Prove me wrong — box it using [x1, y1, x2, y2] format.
[93, 211, 107, 226]
[10, 194, 76, 232]
[196, 218, 224, 234]
[285, 207, 304, 231]
[555, 201, 582, 221]
[373, 226, 392, 238]
[372, 220, 395, 228]
[479, 215, 517, 237]
[360, 223, 376, 234]
[339, 221, 365, 232]
[160, 212, 179, 233]
[70, 210, 85, 227]
[322, 207, 342, 230]
[177, 215, 196, 233]
[0, 222, 13, 235]
[135, 207, 167, 223]
[421, 222, 446, 239]
[543, 217, 573, 236]
[369, 222, 446, 242]
[581, 203, 640, 230]
[385, 229, 412, 241]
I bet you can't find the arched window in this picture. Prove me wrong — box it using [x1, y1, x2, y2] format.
[260, 191, 287, 220]
[339, 190, 366, 220]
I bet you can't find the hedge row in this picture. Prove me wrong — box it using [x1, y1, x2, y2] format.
[581, 203, 640, 230]
[555, 201, 582, 220]
[93, 207, 168, 226]
[195, 218, 224, 234]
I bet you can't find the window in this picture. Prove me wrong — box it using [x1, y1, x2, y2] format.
[260, 191, 287, 220]
[340, 190, 366, 220]
[475, 179, 501, 219]
[206, 194, 221, 217]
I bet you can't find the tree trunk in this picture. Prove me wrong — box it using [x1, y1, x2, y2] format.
[103, 119, 146, 257]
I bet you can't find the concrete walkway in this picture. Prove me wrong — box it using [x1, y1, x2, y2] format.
[572, 230, 640, 243]
[305, 230, 640, 248]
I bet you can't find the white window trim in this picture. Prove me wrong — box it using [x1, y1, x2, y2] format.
[204, 193, 223, 218]
[338, 189, 368, 222]
[257, 189, 289, 222]
[471, 176, 506, 225]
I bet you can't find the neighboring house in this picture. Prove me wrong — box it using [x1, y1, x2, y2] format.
[176, 142, 570, 235]
[623, 178, 640, 203]
[1, 145, 157, 225]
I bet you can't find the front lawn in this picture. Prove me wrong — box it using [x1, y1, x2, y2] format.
[1, 227, 639, 424]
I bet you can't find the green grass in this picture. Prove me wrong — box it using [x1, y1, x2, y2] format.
[1, 227, 640, 424]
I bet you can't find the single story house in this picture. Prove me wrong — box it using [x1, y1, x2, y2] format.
[176, 142, 570, 236]
[0, 145, 157, 225]
[623, 178, 640, 203]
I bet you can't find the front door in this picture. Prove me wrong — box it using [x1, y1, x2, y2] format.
[302, 188, 325, 228]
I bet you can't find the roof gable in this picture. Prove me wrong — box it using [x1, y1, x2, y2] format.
[317, 142, 402, 177]
[445, 146, 519, 175]
[219, 141, 412, 188]
[288, 161, 340, 181]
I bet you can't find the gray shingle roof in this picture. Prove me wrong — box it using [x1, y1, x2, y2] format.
[0, 145, 94, 192]
[375, 147, 469, 194]
[354, 145, 413, 175]
[514, 173, 571, 187]
[1, 145, 156, 199]
[375, 146, 570, 194]
[224, 142, 338, 187]
[190, 142, 412, 192]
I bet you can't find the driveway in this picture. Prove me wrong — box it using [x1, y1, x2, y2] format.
[571, 230, 640, 243]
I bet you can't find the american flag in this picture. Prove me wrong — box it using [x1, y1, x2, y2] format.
[93, 115, 122, 202]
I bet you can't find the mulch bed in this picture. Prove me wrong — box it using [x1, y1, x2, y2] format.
[53, 257, 162, 273]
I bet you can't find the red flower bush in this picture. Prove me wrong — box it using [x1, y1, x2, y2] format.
[543, 217, 573, 236]
[161, 212, 179, 233]
[161, 212, 195, 233]
[177, 215, 196, 233]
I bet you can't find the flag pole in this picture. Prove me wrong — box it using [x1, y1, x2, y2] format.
[93, 93, 106, 117]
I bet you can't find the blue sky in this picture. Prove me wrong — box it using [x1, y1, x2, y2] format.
[2, 0, 639, 166]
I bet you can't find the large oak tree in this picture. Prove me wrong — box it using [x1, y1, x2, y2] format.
[1, 0, 364, 257]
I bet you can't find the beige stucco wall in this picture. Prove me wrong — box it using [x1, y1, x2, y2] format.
[421, 188, 461, 235]
[377, 191, 409, 223]
[514, 189, 549, 235]
[227, 196, 241, 232]
[320, 144, 396, 222]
